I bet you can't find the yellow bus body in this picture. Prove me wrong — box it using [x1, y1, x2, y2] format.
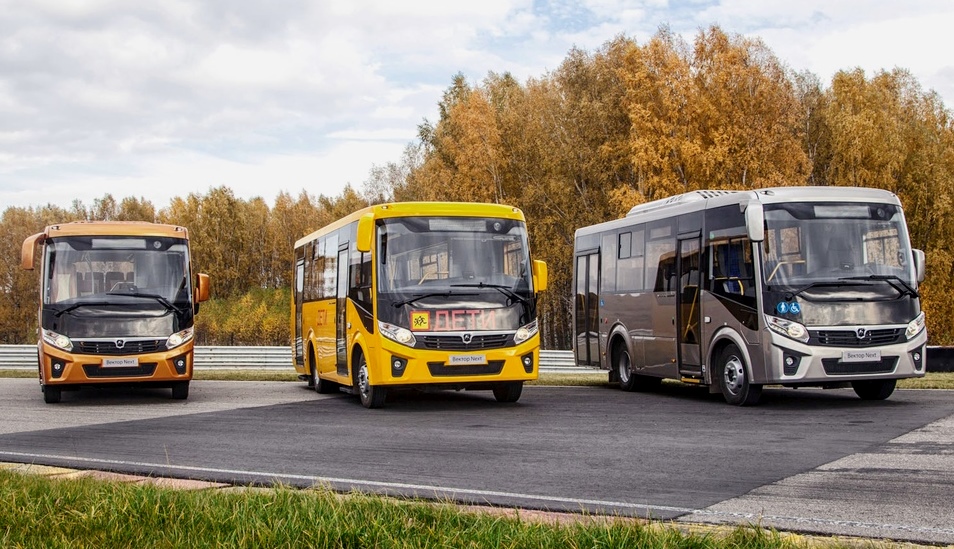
[291, 202, 547, 407]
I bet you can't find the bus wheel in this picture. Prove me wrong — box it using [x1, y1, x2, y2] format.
[493, 382, 523, 403]
[306, 354, 317, 389]
[616, 346, 636, 392]
[616, 345, 660, 392]
[315, 374, 339, 395]
[355, 354, 386, 409]
[718, 344, 762, 406]
[852, 379, 896, 400]
[42, 385, 61, 404]
[171, 381, 190, 400]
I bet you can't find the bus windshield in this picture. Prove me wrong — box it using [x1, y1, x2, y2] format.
[376, 216, 536, 330]
[762, 202, 917, 293]
[42, 236, 194, 336]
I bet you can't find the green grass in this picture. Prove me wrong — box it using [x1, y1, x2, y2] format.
[0, 469, 834, 549]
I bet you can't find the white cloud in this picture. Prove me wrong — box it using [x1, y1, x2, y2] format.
[0, 0, 952, 212]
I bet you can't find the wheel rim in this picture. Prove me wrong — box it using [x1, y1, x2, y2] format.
[617, 350, 631, 384]
[722, 354, 746, 396]
[357, 360, 370, 399]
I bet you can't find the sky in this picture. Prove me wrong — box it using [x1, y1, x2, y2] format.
[2, 0, 953, 212]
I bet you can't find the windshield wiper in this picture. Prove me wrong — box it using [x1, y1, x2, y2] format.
[392, 292, 478, 308]
[838, 275, 920, 298]
[451, 282, 529, 306]
[53, 301, 113, 317]
[105, 291, 186, 314]
[782, 280, 865, 301]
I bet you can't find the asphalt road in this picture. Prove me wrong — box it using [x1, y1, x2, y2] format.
[1, 378, 953, 544]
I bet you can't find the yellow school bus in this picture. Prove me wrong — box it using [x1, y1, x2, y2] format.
[21, 222, 210, 403]
[291, 202, 548, 408]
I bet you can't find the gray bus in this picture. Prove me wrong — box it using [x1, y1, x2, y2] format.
[573, 187, 927, 405]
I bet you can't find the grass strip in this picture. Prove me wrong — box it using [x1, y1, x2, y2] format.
[0, 469, 829, 549]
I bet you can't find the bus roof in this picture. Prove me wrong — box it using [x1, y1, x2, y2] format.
[294, 202, 526, 249]
[577, 186, 902, 238]
[39, 221, 190, 239]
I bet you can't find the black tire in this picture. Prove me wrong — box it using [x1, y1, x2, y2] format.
[615, 344, 661, 393]
[306, 350, 317, 389]
[355, 354, 386, 409]
[852, 379, 896, 400]
[315, 374, 339, 394]
[171, 381, 190, 400]
[309, 350, 338, 394]
[717, 343, 762, 406]
[493, 381, 523, 403]
[42, 385, 61, 404]
[616, 345, 637, 392]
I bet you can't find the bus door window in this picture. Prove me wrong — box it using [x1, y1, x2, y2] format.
[677, 236, 702, 374]
[336, 243, 349, 374]
[574, 250, 600, 367]
[294, 247, 305, 366]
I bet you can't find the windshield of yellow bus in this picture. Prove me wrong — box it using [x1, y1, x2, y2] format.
[375, 216, 536, 330]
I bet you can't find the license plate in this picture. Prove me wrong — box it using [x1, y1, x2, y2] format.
[448, 354, 487, 365]
[103, 358, 139, 368]
[842, 350, 881, 363]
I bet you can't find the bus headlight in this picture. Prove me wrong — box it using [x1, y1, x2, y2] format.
[905, 312, 926, 340]
[42, 329, 73, 352]
[767, 316, 809, 343]
[514, 319, 539, 345]
[379, 321, 416, 347]
[166, 327, 194, 350]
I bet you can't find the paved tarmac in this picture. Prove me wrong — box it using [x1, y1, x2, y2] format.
[1, 378, 953, 544]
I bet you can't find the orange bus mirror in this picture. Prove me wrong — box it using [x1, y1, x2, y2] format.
[195, 273, 210, 303]
[21, 233, 45, 271]
[356, 213, 374, 253]
[532, 260, 548, 292]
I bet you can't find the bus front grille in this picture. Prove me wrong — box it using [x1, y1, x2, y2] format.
[76, 340, 165, 355]
[809, 329, 903, 347]
[419, 334, 510, 350]
[821, 356, 898, 375]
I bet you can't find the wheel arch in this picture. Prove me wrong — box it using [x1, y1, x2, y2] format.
[706, 327, 751, 387]
[606, 323, 632, 379]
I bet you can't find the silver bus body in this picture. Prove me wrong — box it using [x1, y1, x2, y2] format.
[573, 187, 927, 405]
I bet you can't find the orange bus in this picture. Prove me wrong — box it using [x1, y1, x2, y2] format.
[21, 222, 210, 403]
[291, 202, 547, 408]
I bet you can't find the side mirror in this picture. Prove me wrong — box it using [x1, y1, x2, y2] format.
[744, 201, 764, 242]
[532, 260, 548, 293]
[912, 249, 925, 283]
[195, 273, 210, 303]
[356, 213, 374, 253]
[21, 233, 45, 271]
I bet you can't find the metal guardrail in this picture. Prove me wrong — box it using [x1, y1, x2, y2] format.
[5, 344, 950, 373]
[0, 345, 593, 373]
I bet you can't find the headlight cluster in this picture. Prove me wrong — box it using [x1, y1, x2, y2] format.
[513, 319, 539, 345]
[166, 327, 194, 350]
[379, 321, 416, 347]
[42, 329, 72, 352]
[906, 312, 926, 340]
[767, 316, 809, 343]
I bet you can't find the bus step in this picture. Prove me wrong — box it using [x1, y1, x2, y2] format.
[680, 377, 702, 384]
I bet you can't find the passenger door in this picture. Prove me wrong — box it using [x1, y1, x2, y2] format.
[335, 244, 349, 376]
[574, 251, 600, 367]
[676, 236, 702, 376]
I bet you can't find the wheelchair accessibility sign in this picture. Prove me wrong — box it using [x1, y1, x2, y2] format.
[776, 301, 801, 315]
